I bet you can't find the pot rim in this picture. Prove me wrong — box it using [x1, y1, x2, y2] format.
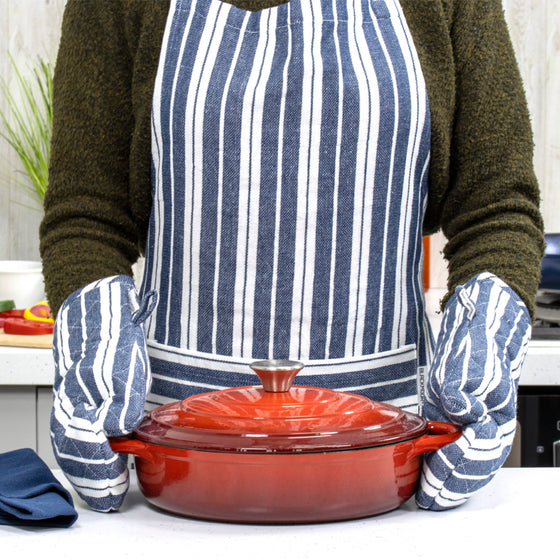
[131, 421, 430, 454]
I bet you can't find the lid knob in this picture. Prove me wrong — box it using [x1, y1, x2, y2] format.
[250, 360, 304, 393]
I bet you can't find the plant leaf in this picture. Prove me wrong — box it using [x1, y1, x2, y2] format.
[0, 52, 54, 206]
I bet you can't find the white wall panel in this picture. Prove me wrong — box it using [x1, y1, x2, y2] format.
[0, 0, 65, 261]
[543, 1, 560, 232]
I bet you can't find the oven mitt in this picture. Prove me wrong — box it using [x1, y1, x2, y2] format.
[0, 448, 77, 528]
[50, 275, 157, 512]
[416, 272, 531, 510]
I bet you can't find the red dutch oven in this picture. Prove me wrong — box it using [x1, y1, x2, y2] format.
[110, 360, 460, 524]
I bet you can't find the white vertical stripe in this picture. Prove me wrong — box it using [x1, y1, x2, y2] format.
[119, 342, 142, 432]
[344, 0, 379, 356]
[509, 311, 530, 376]
[232, 10, 278, 357]
[389, 0, 429, 348]
[213, 15, 250, 353]
[434, 297, 466, 387]
[289, 0, 324, 360]
[182, 1, 229, 348]
[418, 156, 433, 363]
[269, 5, 293, 356]
[366, 6, 400, 355]
[75, 291, 96, 407]
[147, 118, 163, 342]
[54, 303, 76, 423]
[324, 0, 344, 358]
[95, 282, 122, 426]
[147, 128, 161, 343]
[163, 0, 198, 345]
[146, 0, 177, 342]
[481, 284, 509, 398]
[56, 303, 72, 375]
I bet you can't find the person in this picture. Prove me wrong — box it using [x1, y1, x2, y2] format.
[40, 0, 545, 513]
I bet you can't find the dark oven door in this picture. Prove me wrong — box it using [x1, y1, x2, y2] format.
[517, 386, 560, 467]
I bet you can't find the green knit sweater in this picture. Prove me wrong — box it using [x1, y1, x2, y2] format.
[40, 0, 545, 317]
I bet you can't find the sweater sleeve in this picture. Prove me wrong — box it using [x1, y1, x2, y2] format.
[438, 0, 544, 315]
[40, 1, 145, 315]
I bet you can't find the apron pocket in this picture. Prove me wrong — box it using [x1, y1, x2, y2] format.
[146, 340, 418, 411]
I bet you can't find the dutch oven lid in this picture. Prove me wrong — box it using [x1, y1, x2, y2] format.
[135, 360, 428, 453]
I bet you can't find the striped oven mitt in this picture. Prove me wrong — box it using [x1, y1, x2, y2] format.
[416, 272, 531, 510]
[50, 275, 157, 512]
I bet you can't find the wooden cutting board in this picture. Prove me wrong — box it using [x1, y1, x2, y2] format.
[0, 328, 53, 348]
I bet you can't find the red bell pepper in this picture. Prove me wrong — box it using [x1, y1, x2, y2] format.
[3, 317, 54, 335]
[0, 308, 25, 319]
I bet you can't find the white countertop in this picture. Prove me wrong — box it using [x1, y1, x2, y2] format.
[0, 345, 53, 385]
[1, 467, 558, 559]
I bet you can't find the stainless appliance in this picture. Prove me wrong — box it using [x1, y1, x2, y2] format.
[534, 233, 560, 337]
[515, 233, 560, 466]
[517, 386, 560, 467]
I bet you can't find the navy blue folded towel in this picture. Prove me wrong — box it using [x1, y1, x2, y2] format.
[0, 448, 78, 528]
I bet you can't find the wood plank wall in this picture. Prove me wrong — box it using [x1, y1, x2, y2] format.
[0, 0, 65, 262]
[0, 0, 557, 291]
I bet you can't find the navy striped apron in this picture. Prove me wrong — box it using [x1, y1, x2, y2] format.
[140, 0, 432, 412]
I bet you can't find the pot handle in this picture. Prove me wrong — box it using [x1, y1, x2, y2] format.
[409, 421, 462, 457]
[109, 436, 155, 462]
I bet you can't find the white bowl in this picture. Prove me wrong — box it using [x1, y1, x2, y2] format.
[0, 260, 46, 308]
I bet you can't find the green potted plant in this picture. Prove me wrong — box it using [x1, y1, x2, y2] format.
[0, 53, 53, 205]
[0, 54, 53, 308]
